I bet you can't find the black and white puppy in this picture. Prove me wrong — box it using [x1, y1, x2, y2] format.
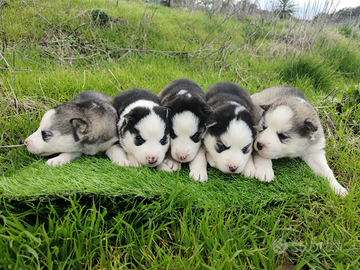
[203, 82, 257, 176]
[112, 88, 170, 168]
[158, 78, 212, 181]
[251, 85, 348, 196]
[24, 90, 128, 166]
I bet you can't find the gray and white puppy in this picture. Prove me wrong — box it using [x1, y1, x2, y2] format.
[251, 85, 348, 196]
[112, 88, 170, 168]
[203, 82, 257, 176]
[158, 78, 211, 182]
[24, 90, 128, 166]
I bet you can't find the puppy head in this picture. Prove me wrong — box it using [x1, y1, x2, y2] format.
[166, 97, 211, 163]
[119, 106, 170, 167]
[203, 106, 255, 174]
[254, 103, 320, 159]
[24, 106, 89, 156]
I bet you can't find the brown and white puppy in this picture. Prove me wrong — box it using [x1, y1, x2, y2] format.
[251, 85, 348, 196]
[24, 90, 129, 166]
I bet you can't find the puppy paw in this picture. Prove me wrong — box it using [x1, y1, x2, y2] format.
[338, 187, 348, 197]
[127, 154, 142, 168]
[255, 167, 275, 182]
[164, 158, 180, 172]
[112, 158, 130, 167]
[106, 145, 130, 167]
[46, 156, 71, 166]
[157, 162, 174, 172]
[189, 169, 208, 182]
[243, 160, 256, 178]
[46, 152, 81, 166]
[129, 160, 142, 168]
[333, 184, 348, 197]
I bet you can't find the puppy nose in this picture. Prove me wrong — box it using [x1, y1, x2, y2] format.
[177, 154, 187, 161]
[229, 165, 238, 172]
[24, 141, 28, 147]
[148, 157, 158, 164]
[257, 142, 264, 151]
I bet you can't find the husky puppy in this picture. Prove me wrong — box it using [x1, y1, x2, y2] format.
[112, 88, 170, 168]
[158, 78, 212, 181]
[24, 90, 129, 166]
[203, 82, 257, 176]
[251, 85, 348, 196]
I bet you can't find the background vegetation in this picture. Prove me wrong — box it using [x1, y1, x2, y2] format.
[0, 0, 359, 268]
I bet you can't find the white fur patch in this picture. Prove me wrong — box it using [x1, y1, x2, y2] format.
[177, 89, 192, 98]
[118, 100, 157, 127]
[295, 97, 307, 104]
[266, 105, 294, 132]
[204, 118, 253, 174]
[120, 110, 169, 167]
[228, 101, 245, 115]
[177, 89, 188, 95]
[24, 109, 67, 156]
[171, 111, 200, 163]
[255, 105, 316, 159]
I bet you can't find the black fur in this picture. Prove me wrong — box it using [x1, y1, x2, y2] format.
[112, 88, 169, 139]
[158, 78, 211, 138]
[205, 82, 256, 138]
[112, 88, 161, 114]
[296, 120, 318, 138]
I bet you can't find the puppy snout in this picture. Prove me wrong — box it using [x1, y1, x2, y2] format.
[256, 142, 264, 151]
[148, 156, 158, 164]
[177, 154, 187, 161]
[229, 165, 238, 172]
[24, 140, 29, 147]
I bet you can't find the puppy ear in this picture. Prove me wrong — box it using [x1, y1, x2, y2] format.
[305, 120, 318, 133]
[153, 106, 170, 119]
[123, 112, 134, 124]
[260, 104, 270, 111]
[205, 117, 217, 129]
[165, 107, 170, 119]
[161, 106, 170, 119]
[253, 125, 263, 132]
[71, 118, 87, 133]
[201, 103, 213, 115]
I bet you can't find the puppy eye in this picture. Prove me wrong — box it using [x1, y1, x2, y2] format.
[135, 136, 145, 146]
[190, 132, 201, 143]
[257, 124, 267, 133]
[216, 142, 229, 153]
[278, 133, 288, 142]
[242, 143, 251, 154]
[160, 136, 168, 146]
[41, 131, 52, 142]
[170, 129, 177, 139]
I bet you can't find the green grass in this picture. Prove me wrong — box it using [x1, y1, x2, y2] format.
[1, 155, 331, 208]
[1, 0, 360, 268]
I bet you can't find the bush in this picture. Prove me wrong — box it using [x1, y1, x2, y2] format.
[277, 54, 335, 91]
[91, 9, 110, 25]
[320, 44, 360, 80]
[337, 24, 354, 38]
